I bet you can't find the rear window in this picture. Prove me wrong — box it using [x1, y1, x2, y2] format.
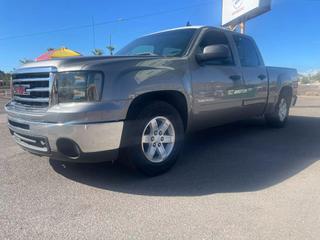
[233, 35, 261, 67]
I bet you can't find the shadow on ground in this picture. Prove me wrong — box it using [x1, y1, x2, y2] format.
[50, 116, 320, 196]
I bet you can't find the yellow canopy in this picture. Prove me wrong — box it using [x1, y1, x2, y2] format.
[36, 48, 81, 61]
[50, 48, 81, 58]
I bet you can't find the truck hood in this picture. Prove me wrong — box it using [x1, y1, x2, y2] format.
[18, 55, 164, 72]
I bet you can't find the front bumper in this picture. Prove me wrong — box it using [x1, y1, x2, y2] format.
[7, 115, 123, 162]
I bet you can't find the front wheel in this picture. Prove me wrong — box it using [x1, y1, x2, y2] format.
[122, 101, 184, 176]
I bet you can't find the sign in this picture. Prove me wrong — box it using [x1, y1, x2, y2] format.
[222, 0, 271, 27]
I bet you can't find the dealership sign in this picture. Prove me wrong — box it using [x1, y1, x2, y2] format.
[222, 0, 271, 26]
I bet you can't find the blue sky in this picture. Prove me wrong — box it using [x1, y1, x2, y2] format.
[0, 0, 319, 73]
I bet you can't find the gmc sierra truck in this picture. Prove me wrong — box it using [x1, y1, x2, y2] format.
[5, 26, 298, 176]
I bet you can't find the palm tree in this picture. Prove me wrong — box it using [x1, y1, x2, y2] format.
[106, 45, 115, 56]
[92, 49, 104, 56]
[106, 35, 115, 56]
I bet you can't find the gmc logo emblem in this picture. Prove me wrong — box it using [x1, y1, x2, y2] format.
[13, 85, 30, 96]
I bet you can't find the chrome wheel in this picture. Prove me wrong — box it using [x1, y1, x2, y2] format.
[278, 98, 288, 122]
[141, 116, 175, 163]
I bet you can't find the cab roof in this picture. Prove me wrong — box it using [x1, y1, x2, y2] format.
[146, 25, 237, 36]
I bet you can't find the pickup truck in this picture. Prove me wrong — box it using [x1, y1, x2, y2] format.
[5, 26, 298, 176]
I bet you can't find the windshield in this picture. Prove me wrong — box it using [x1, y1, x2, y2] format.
[116, 29, 197, 57]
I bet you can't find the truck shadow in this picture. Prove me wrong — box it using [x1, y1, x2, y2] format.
[50, 115, 320, 196]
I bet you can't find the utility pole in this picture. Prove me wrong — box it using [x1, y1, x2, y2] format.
[106, 35, 115, 56]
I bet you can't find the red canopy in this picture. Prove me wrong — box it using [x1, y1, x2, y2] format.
[36, 50, 55, 61]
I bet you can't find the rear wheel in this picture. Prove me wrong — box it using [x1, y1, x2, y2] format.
[122, 101, 184, 176]
[265, 94, 291, 128]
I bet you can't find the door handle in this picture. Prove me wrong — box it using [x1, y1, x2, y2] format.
[258, 74, 267, 80]
[229, 75, 241, 81]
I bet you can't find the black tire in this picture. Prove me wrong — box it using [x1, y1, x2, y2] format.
[265, 93, 291, 128]
[121, 101, 184, 176]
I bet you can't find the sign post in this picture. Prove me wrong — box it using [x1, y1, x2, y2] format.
[239, 21, 245, 34]
[222, 0, 271, 34]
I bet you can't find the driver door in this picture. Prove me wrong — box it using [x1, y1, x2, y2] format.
[191, 29, 245, 127]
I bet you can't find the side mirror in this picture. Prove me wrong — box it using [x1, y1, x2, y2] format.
[196, 44, 231, 64]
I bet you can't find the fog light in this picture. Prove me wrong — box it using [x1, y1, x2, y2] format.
[56, 138, 81, 159]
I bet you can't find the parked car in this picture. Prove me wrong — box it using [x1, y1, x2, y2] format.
[5, 26, 298, 175]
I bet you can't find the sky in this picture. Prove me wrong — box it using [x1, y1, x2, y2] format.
[0, 0, 319, 73]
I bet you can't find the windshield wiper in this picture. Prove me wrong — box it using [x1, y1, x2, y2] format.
[134, 52, 160, 56]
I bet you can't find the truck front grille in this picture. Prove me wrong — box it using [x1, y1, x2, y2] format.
[12, 67, 56, 109]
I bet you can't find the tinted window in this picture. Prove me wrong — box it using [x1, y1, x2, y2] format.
[116, 29, 196, 57]
[233, 35, 261, 67]
[198, 30, 234, 66]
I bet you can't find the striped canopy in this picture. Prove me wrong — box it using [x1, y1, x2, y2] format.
[36, 48, 81, 61]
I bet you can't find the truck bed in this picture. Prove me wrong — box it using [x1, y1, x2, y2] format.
[266, 66, 298, 106]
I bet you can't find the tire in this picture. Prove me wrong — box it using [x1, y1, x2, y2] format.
[121, 101, 184, 176]
[265, 93, 291, 128]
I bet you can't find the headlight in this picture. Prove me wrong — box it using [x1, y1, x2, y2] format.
[53, 71, 103, 104]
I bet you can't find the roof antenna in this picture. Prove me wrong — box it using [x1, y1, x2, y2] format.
[186, 21, 192, 26]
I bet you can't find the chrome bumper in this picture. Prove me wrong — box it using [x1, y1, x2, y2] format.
[8, 116, 123, 157]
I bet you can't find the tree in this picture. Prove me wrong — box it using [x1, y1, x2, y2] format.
[92, 49, 104, 56]
[0, 70, 12, 87]
[106, 35, 115, 56]
[106, 45, 115, 56]
[47, 48, 55, 51]
[299, 71, 320, 84]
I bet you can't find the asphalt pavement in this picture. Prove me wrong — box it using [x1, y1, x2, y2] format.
[1, 97, 320, 240]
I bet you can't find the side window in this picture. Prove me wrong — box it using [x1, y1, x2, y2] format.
[233, 35, 261, 67]
[198, 30, 234, 66]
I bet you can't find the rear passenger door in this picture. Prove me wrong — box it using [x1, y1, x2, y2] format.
[232, 35, 268, 116]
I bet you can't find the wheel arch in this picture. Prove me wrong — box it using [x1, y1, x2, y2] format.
[279, 85, 293, 105]
[126, 90, 189, 131]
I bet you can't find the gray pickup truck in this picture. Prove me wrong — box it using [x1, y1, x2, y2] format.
[5, 26, 298, 175]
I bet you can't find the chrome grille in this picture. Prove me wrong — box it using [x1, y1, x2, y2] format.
[12, 67, 56, 108]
